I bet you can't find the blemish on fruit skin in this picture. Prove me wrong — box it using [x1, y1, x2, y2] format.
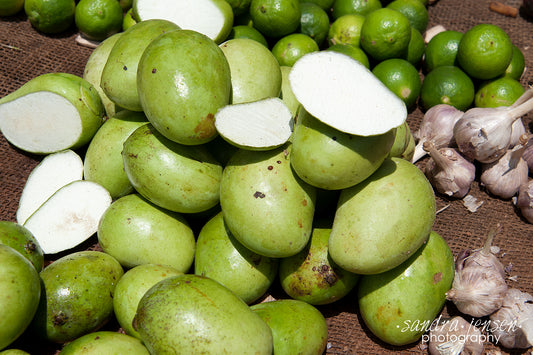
[152, 68, 157, 74]
[194, 113, 216, 139]
[433, 272, 443, 284]
[302, 199, 308, 207]
[267, 165, 274, 170]
[254, 191, 266, 198]
[123, 65, 127, 71]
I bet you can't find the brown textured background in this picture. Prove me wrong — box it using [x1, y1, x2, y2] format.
[1, 0, 533, 353]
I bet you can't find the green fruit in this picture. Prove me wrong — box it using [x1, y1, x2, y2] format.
[31, 251, 124, 343]
[358, 231, 454, 345]
[0, 349, 30, 355]
[279, 227, 359, 305]
[137, 29, 231, 145]
[83, 111, 147, 199]
[134, 274, 273, 354]
[113, 264, 183, 339]
[122, 124, 223, 214]
[220, 144, 316, 258]
[290, 109, 395, 190]
[388, 121, 415, 161]
[98, 194, 196, 271]
[280, 66, 300, 118]
[329, 157, 436, 274]
[0, 245, 41, 351]
[250, 299, 328, 355]
[58, 331, 149, 354]
[0, 221, 44, 271]
[194, 212, 279, 304]
[219, 38, 282, 104]
[100, 19, 181, 112]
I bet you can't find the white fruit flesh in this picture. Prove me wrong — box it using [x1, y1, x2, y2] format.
[0, 92, 82, 154]
[17, 149, 84, 225]
[215, 98, 293, 150]
[23, 180, 112, 254]
[289, 51, 407, 136]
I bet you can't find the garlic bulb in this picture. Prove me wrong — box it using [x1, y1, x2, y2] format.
[480, 134, 529, 200]
[489, 288, 533, 349]
[510, 119, 527, 148]
[453, 88, 533, 163]
[412, 104, 464, 163]
[446, 224, 508, 317]
[515, 180, 533, 223]
[428, 316, 484, 355]
[423, 141, 476, 199]
[522, 138, 533, 174]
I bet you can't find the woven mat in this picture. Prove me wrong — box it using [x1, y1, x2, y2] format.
[1, 0, 533, 354]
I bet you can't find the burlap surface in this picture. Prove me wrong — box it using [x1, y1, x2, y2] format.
[1, 0, 533, 354]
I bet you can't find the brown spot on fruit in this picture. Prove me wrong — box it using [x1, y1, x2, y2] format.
[254, 191, 266, 198]
[194, 113, 216, 139]
[433, 272, 442, 284]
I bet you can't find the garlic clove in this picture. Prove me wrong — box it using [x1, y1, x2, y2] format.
[509, 118, 527, 148]
[428, 316, 484, 355]
[515, 180, 533, 223]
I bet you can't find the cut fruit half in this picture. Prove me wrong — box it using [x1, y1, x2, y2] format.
[23, 180, 112, 254]
[288, 51, 407, 137]
[214, 97, 293, 150]
[17, 149, 84, 226]
[132, 0, 233, 44]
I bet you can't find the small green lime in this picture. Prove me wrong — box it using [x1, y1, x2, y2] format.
[331, 0, 382, 20]
[249, 0, 301, 38]
[271, 33, 319, 66]
[420, 65, 475, 111]
[122, 7, 137, 31]
[300, 0, 334, 11]
[226, 25, 269, 47]
[386, 0, 428, 34]
[24, 0, 76, 34]
[0, 0, 24, 16]
[225, 0, 252, 17]
[503, 45, 525, 80]
[299, 2, 330, 47]
[327, 43, 370, 68]
[327, 13, 365, 47]
[474, 77, 525, 108]
[404, 27, 424, 66]
[75, 0, 123, 41]
[372, 58, 421, 108]
[423, 30, 463, 72]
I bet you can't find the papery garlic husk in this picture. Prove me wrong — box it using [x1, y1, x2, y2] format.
[446, 225, 508, 317]
[423, 141, 476, 199]
[515, 180, 533, 223]
[489, 288, 533, 349]
[428, 316, 484, 355]
[480, 134, 529, 200]
[522, 138, 533, 174]
[453, 89, 533, 163]
[509, 119, 527, 148]
[412, 104, 464, 163]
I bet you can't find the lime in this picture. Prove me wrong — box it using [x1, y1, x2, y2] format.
[420, 65, 475, 111]
[456, 23, 513, 80]
[301, 0, 334, 11]
[24, 0, 76, 34]
[327, 13, 365, 47]
[0, 0, 24, 16]
[271, 33, 319, 66]
[225, 0, 252, 16]
[404, 27, 424, 66]
[504, 45, 525, 80]
[360, 8, 412, 61]
[386, 0, 428, 34]
[249, 0, 301, 38]
[119, 0, 132, 11]
[331, 0, 381, 20]
[327, 43, 370, 68]
[423, 30, 463, 72]
[226, 25, 269, 46]
[299, 2, 330, 47]
[122, 7, 137, 31]
[75, 0, 123, 41]
[474, 77, 525, 108]
[372, 58, 421, 108]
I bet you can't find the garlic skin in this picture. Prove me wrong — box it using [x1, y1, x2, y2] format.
[428, 316, 484, 355]
[522, 138, 533, 174]
[489, 288, 533, 349]
[515, 180, 533, 223]
[423, 141, 476, 199]
[509, 119, 527, 148]
[446, 225, 508, 318]
[480, 134, 529, 200]
[412, 104, 464, 163]
[453, 89, 533, 163]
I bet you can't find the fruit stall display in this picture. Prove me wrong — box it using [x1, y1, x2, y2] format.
[1, 0, 533, 354]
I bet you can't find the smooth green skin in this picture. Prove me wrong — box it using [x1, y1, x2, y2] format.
[326, 44, 370, 68]
[59, 331, 149, 354]
[402, 126, 415, 161]
[250, 299, 328, 355]
[0, 73, 104, 154]
[98, 194, 196, 271]
[113, 264, 183, 339]
[0, 221, 44, 272]
[134, 274, 273, 354]
[388, 121, 415, 161]
[0, 245, 41, 351]
[279, 228, 359, 305]
[83, 110, 148, 199]
[329, 157, 436, 275]
[220, 38, 281, 104]
[271, 33, 319, 67]
[280, 66, 300, 118]
[194, 212, 279, 304]
[138, 29, 231, 145]
[358, 231, 454, 346]
[100, 19, 181, 112]
[327, 14, 365, 47]
[30, 251, 124, 343]
[220, 144, 316, 258]
[290, 109, 396, 190]
[0, 350, 29, 355]
[83, 32, 123, 118]
[122, 8, 137, 31]
[122, 124, 223, 213]
[0, 0, 24, 16]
